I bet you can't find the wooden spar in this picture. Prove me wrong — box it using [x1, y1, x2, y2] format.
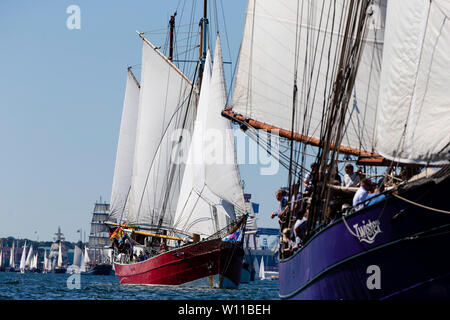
[105, 221, 185, 241]
[222, 108, 379, 158]
[136, 31, 195, 88]
[132, 230, 184, 242]
[127, 66, 141, 89]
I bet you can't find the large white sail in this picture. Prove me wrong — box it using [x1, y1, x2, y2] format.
[173, 39, 245, 237]
[109, 70, 140, 221]
[127, 37, 197, 229]
[205, 35, 245, 212]
[376, 0, 450, 164]
[173, 51, 220, 236]
[231, 0, 386, 154]
[19, 242, 27, 273]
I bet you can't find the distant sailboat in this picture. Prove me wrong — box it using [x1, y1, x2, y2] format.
[19, 242, 27, 274]
[0, 250, 3, 272]
[43, 250, 48, 273]
[67, 245, 83, 274]
[259, 258, 265, 280]
[25, 244, 33, 272]
[8, 242, 15, 272]
[54, 242, 66, 274]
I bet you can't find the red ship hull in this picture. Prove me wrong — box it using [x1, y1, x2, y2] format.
[114, 238, 244, 288]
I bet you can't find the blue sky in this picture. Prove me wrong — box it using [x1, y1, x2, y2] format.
[0, 0, 291, 242]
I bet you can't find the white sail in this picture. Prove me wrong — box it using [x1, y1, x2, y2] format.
[127, 37, 197, 229]
[173, 51, 219, 236]
[173, 42, 244, 237]
[9, 242, 15, 269]
[32, 253, 38, 270]
[205, 35, 245, 212]
[19, 242, 27, 273]
[80, 250, 86, 272]
[253, 256, 260, 279]
[231, 0, 386, 154]
[25, 244, 33, 269]
[259, 257, 265, 280]
[0, 251, 2, 269]
[376, 0, 450, 164]
[84, 246, 91, 265]
[57, 242, 63, 268]
[43, 250, 48, 273]
[109, 70, 140, 221]
[73, 245, 82, 267]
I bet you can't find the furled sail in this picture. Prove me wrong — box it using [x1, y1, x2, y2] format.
[126, 35, 197, 229]
[376, 0, 450, 164]
[173, 39, 244, 237]
[231, 0, 386, 155]
[109, 69, 140, 221]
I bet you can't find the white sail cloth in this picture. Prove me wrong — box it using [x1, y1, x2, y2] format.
[73, 245, 82, 267]
[25, 244, 33, 268]
[231, 0, 386, 154]
[376, 0, 450, 164]
[109, 70, 140, 221]
[9, 242, 14, 268]
[127, 38, 197, 228]
[173, 37, 245, 237]
[19, 242, 27, 272]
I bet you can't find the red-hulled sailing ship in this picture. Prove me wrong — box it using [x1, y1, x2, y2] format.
[106, 3, 247, 288]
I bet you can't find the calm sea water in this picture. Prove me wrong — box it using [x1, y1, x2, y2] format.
[0, 272, 279, 300]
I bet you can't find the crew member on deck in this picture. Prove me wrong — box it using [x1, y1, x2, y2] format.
[353, 178, 372, 210]
[344, 164, 360, 187]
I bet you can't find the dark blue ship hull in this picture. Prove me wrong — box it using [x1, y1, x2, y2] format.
[279, 173, 450, 300]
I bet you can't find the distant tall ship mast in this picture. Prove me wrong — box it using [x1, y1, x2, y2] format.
[87, 199, 114, 275]
[49, 226, 68, 273]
